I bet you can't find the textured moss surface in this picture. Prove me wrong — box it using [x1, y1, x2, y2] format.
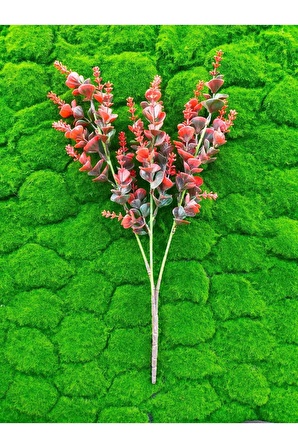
[1, 25, 298, 423]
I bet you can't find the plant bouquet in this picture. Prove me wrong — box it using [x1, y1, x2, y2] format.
[48, 50, 236, 384]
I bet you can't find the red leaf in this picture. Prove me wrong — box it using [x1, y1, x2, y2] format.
[205, 78, 224, 94]
[78, 83, 95, 100]
[84, 135, 100, 153]
[59, 104, 73, 118]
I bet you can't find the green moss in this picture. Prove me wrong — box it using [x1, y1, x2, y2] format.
[64, 162, 108, 204]
[6, 374, 58, 418]
[209, 402, 258, 423]
[5, 25, 54, 64]
[211, 319, 275, 363]
[58, 25, 109, 49]
[105, 284, 150, 328]
[0, 62, 49, 111]
[263, 345, 298, 386]
[8, 243, 74, 290]
[54, 361, 108, 397]
[226, 364, 270, 406]
[168, 221, 218, 261]
[106, 25, 158, 54]
[160, 261, 209, 305]
[0, 264, 15, 305]
[210, 274, 265, 321]
[258, 28, 298, 71]
[222, 87, 265, 138]
[99, 406, 148, 423]
[102, 327, 150, 375]
[105, 370, 157, 407]
[5, 327, 58, 375]
[244, 125, 298, 168]
[264, 300, 298, 344]
[266, 217, 298, 259]
[150, 380, 221, 423]
[0, 98, 14, 144]
[0, 200, 32, 254]
[213, 193, 264, 236]
[264, 76, 298, 127]
[36, 202, 112, 259]
[204, 234, 268, 274]
[163, 66, 209, 134]
[247, 259, 298, 303]
[0, 155, 30, 199]
[161, 301, 215, 346]
[15, 129, 69, 172]
[55, 312, 107, 363]
[259, 387, 298, 423]
[6, 289, 63, 330]
[0, 350, 14, 398]
[18, 170, 79, 225]
[99, 52, 157, 105]
[49, 396, 98, 423]
[265, 168, 298, 219]
[204, 42, 266, 88]
[59, 266, 112, 315]
[97, 238, 147, 285]
[9, 101, 57, 139]
[162, 345, 223, 380]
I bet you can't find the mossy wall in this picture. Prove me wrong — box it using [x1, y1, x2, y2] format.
[0, 24, 297, 423]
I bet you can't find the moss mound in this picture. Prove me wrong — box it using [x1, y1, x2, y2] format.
[260, 387, 298, 423]
[54, 313, 108, 363]
[6, 289, 63, 330]
[5, 327, 58, 375]
[0, 200, 32, 254]
[263, 346, 298, 386]
[18, 170, 78, 225]
[264, 300, 298, 344]
[0, 62, 49, 110]
[264, 76, 298, 127]
[6, 374, 58, 418]
[161, 301, 215, 346]
[209, 402, 258, 423]
[49, 396, 98, 423]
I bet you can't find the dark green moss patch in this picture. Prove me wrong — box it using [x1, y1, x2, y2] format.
[204, 234, 268, 274]
[105, 370, 157, 407]
[211, 319, 275, 363]
[162, 345, 222, 380]
[54, 361, 108, 397]
[209, 402, 258, 423]
[5, 327, 58, 375]
[54, 313, 108, 363]
[0, 350, 14, 398]
[259, 387, 298, 423]
[150, 380, 221, 423]
[49, 396, 98, 423]
[18, 170, 79, 226]
[258, 28, 298, 70]
[0, 99, 14, 144]
[264, 300, 298, 344]
[0, 155, 30, 199]
[210, 274, 265, 321]
[0, 264, 15, 305]
[263, 345, 298, 386]
[98, 406, 148, 423]
[0, 62, 49, 111]
[36, 203, 112, 259]
[102, 327, 150, 375]
[105, 284, 150, 328]
[64, 161, 107, 204]
[160, 261, 209, 305]
[6, 374, 58, 418]
[5, 25, 54, 64]
[264, 76, 298, 127]
[8, 243, 74, 290]
[265, 168, 297, 219]
[106, 25, 158, 54]
[161, 302, 215, 346]
[59, 267, 113, 315]
[226, 364, 270, 406]
[6, 289, 63, 330]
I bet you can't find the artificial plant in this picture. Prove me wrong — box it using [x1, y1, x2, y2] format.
[48, 50, 236, 384]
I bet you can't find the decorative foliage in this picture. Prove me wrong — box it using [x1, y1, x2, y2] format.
[48, 50, 236, 384]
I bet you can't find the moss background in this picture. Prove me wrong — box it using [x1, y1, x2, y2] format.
[0, 24, 297, 423]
